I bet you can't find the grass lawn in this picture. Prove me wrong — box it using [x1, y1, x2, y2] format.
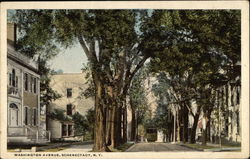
[108, 143, 134, 152]
[7, 144, 48, 152]
[183, 143, 241, 151]
[184, 144, 215, 150]
[7, 149, 28, 152]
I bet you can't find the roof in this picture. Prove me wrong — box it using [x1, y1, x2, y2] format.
[7, 43, 39, 73]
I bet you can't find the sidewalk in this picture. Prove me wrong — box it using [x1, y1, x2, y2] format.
[178, 142, 241, 152]
[59, 143, 93, 152]
[36, 141, 93, 152]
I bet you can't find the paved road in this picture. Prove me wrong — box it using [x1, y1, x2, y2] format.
[59, 144, 93, 152]
[126, 143, 196, 152]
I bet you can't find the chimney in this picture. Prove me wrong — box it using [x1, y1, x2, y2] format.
[7, 23, 17, 46]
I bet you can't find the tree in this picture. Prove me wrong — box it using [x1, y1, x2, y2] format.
[85, 109, 95, 140]
[129, 67, 149, 141]
[9, 10, 62, 125]
[39, 59, 62, 124]
[149, 10, 241, 144]
[72, 112, 89, 137]
[12, 10, 165, 151]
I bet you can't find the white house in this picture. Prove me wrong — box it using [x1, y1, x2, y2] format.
[7, 23, 50, 145]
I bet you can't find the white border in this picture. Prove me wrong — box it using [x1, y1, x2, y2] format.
[0, 1, 249, 159]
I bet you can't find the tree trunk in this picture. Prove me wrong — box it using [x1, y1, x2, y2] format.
[176, 109, 180, 142]
[207, 116, 211, 142]
[110, 106, 117, 148]
[106, 108, 112, 146]
[202, 124, 208, 145]
[202, 109, 212, 145]
[116, 106, 122, 146]
[190, 114, 199, 144]
[122, 106, 127, 143]
[183, 105, 189, 143]
[131, 107, 136, 141]
[93, 80, 110, 152]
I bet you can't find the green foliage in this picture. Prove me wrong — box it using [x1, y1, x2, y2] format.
[148, 10, 240, 122]
[79, 63, 95, 99]
[11, 10, 59, 59]
[149, 10, 240, 85]
[129, 67, 150, 125]
[39, 59, 62, 108]
[85, 108, 95, 138]
[72, 112, 89, 136]
[47, 108, 70, 121]
[138, 124, 146, 137]
[9, 9, 241, 148]
[8, 11, 62, 110]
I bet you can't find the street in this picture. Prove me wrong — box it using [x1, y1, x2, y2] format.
[126, 143, 196, 152]
[59, 144, 93, 152]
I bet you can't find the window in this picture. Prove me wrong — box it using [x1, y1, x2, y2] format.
[9, 103, 19, 126]
[12, 69, 16, 87]
[236, 112, 240, 135]
[33, 109, 37, 126]
[236, 87, 240, 105]
[67, 104, 73, 115]
[9, 73, 12, 86]
[225, 85, 229, 107]
[9, 103, 18, 109]
[28, 108, 32, 125]
[231, 86, 234, 106]
[30, 76, 33, 92]
[33, 78, 37, 93]
[16, 76, 18, 88]
[24, 107, 28, 125]
[62, 124, 67, 136]
[67, 88, 72, 98]
[68, 125, 73, 136]
[24, 73, 28, 91]
[225, 117, 228, 136]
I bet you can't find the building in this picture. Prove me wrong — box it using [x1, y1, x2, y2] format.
[184, 77, 241, 144]
[48, 73, 94, 141]
[209, 77, 241, 143]
[7, 23, 50, 144]
[126, 76, 162, 142]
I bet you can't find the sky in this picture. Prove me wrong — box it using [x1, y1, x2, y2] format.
[48, 43, 88, 73]
[7, 10, 87, 73]
[7, 9, 153, 73]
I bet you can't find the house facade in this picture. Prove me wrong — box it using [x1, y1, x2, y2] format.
[209, 77, 241, 143]
[187, 77, 241, 144]
[48, 73, 94, 141]
[7, 23, 50, 144]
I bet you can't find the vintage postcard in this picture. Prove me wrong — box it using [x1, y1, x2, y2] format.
[0, 1, 249, 159]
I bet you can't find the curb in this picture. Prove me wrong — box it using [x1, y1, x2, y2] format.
[36, 141, 93, 152]
[124, 142, 136, 152]
[178, 144, 203, 152]
[204, 147, 241, 152]
[36, 142, 73, 152]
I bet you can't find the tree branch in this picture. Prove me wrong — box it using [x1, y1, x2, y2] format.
[122, 55, 149, 97]
[78, 35, 91, 60]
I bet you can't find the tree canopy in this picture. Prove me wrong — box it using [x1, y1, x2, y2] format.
[9, 9, 241, 150]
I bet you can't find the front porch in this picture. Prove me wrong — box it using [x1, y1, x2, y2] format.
[7, 126, 51, 145]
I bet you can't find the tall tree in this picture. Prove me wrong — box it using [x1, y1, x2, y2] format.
[129, 67, 149, 141]
[12, 10, 165, 151]
[149, 10, 240, 144]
